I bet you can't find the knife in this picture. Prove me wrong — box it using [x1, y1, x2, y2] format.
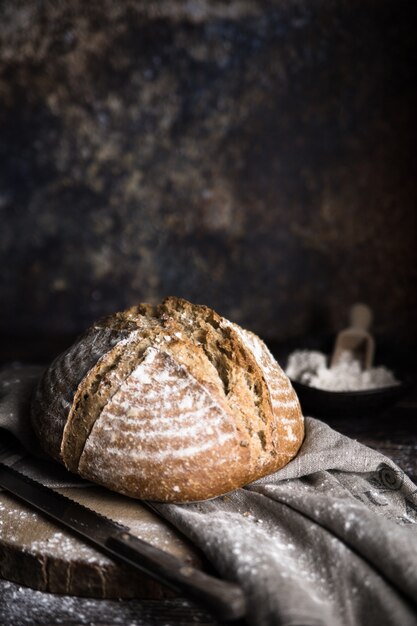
[0, 461, 246, 622]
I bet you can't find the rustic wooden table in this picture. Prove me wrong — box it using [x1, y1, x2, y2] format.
[1, 339, 416, 626]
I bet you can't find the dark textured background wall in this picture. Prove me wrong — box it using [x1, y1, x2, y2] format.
[1, 0, 416, 347]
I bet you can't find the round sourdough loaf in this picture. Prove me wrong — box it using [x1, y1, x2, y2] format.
[31, 297, 304, 502]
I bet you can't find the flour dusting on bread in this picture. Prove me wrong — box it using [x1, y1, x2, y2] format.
[78, 347, 248, 501]
[31, 297, 304, 502]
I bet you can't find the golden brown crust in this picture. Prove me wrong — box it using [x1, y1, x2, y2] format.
[157, 297, 279, 475]
[31, 296, 304, 502]
[77, 347, 251, 501]
[230, 325, 304, 474]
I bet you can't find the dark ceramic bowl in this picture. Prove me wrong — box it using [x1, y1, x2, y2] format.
[269, 335, 417, 418]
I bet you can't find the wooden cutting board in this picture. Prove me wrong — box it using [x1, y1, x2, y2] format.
[0, 484, 203, 599]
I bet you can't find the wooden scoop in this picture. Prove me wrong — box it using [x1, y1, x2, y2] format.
[331, 303, 375, 370]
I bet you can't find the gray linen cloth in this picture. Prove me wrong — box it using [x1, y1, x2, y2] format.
[1, 364, 417, 626]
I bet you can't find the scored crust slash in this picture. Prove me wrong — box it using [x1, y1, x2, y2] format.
[31, 297, 304, 502]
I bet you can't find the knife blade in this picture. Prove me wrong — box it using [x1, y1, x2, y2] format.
[0, 462, 246, 622]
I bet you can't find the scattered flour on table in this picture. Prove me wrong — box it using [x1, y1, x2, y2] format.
[0, 579, 204, 626]
[285, 350, 399, 391]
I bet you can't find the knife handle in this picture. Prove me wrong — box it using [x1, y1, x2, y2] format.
[107, 531, 246, 622]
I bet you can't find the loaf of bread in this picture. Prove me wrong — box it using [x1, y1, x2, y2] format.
[31, 297, 304, 502]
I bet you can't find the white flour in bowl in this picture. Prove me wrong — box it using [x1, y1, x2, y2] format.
[285, 350, 399, 391]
